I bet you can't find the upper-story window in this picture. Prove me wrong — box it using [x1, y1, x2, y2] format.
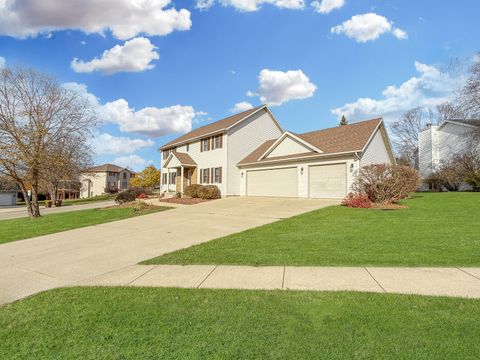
[162, 148, 176, 160]
[108, 172, 116, 177]
[123, 173, 127, 179]
[201, 138, 210, 152]
[213, 135, 223, 149]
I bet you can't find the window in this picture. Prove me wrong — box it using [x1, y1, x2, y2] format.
[123, 173, 127, 179]
[162, 173, 167, 185]
[201, 138, 210, 152]
[186, 143, 190, 152]
[108, 172, 116, 176]
[169, 172, 177, 184]
[214, 167, 222, 183]
[201, 168, 209, 183]
[162, 148, 176, 160]
[121, 181, 128, 189]
[213, 135, 222, 149]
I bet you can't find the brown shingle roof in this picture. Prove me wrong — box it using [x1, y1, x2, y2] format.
[87, 164, 134, 173]
[160, 105, 266, 150]
[171, 151, 196, 165]
[238, 118, 382, 166]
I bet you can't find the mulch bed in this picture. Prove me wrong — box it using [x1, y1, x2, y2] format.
[159, 198, 210, 205]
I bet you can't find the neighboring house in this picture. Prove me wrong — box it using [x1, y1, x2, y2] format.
[419, 120, 479, 181]
[0, 189, 18, 206]
[80, 164, 135, 198]
[0, 180, 18, 206]
[160, 105, 395, 199]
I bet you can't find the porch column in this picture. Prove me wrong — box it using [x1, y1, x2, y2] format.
[180, 166, 184, 195]
[167, 168, 170, 192]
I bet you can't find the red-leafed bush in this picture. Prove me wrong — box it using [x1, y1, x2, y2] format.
[353, 164, 420, 203]
[137, 193, 148, 199]
[341, 193, 373, 208]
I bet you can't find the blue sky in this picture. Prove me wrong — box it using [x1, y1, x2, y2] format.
[0, 0, 478, 170]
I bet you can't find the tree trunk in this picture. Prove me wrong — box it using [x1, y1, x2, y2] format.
[20, 185, 33, 218]
[31, 168, 41, 217]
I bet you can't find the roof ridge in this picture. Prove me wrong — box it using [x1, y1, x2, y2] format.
[299, 117, 382, 136]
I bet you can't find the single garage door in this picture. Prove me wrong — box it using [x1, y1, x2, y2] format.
[309, 163, 347, 199]
[247, 167, 298, 197]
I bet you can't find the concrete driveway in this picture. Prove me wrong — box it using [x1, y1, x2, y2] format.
[0, 201, 115, 220]
[0, 197, 337, 305]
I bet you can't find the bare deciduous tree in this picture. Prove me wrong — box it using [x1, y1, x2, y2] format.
[457, 54, 480, 146]
[0, 66, 98, 217]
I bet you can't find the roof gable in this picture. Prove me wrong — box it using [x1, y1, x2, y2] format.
[262, 132, 323, 160]
[160, 105, 281, 150]
[163, 151, 197, 168]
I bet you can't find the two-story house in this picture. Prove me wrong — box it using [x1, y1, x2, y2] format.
[419, 120, 479, 181]
[160, 105, 395, 199]
[80, 164, 135, 198]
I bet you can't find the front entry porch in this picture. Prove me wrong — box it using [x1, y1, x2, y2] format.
[162, 151, 197, 195]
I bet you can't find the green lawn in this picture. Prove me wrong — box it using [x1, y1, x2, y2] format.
[0, 287, 479, 359]
[144, 192, 480, 267]
[0, 205, 170, 244]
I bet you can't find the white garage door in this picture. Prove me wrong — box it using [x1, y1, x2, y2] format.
[309, 163, 347, 199]
[247, 167, 298, 197]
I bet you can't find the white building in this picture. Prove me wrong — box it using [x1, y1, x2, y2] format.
[80, 164, 135, 198]
[0, 189, 17, 206]
[159, 105, 395, 199]
[419, 120, 479, 180]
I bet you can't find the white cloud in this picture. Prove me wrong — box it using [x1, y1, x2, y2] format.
[0, 0, 191, 40]
[249, 69, 317, 106]
[392, 28, 408, 40]
[311, 0, 344, 14]
[331, 61, 465, 123]
[102, 100, 196, 137]
[113, 154, 152, 170]
[0, 56, 5, 68]
[92, 133, 154, 155]
[71, 37, 159, 74]
[64, 82, 199, 137]
[331, 13, 407, 42]
[196, 0, 215, 10]
[230, 101, 254, 113]
[219, 0, 304, 12]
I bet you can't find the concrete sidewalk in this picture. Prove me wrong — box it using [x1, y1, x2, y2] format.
[77, 265, 480, 298]
[0, 200, 115, 220]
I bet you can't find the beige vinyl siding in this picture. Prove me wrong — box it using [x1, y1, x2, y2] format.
[266, 136, 312, 158]
[308, 163, 347, 199]
[247, 167, 297, 197]
[360, 129, 392, 167]
[227, 109, 283, 195]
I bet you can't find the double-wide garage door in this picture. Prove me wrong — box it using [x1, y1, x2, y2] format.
[246, 163, 347, 198]
[246, 167, 298, 197]
[309, 163, 347, 199]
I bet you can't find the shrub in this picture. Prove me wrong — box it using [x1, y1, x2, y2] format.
[115, 187, 145, 204]
[353, 164, 420, 203]
[455, 153, 480, 191]
[184, 184, 201, 198]
[427, 160, 465, 192]
[175, 192, 182, 198]
[197, 185, 221, 199]
[341, 193, 372, 208]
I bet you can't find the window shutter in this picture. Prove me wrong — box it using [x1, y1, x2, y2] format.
[219, 135, 223, 148]
[219, 167, 222, 183]
[210, 168, 213, 183]
[208, 137, 211, 151]
[200, 140, 203, 152]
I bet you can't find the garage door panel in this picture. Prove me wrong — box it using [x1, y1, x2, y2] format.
[309, 164, 347, 199]
[247, 167, 297, 197]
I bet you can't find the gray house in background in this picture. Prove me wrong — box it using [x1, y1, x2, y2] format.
[0, 181, 18, 206]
